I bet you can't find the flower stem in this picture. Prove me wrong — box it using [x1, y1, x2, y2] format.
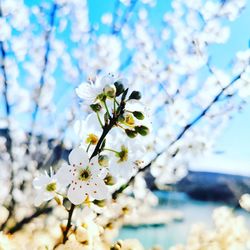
[104, 100, 111, 118]
[104, 148, 119, 154]
[113, 98, 116, 115]
[62, 117, 116, 243]
[86, 143, 91, 153]
[62, 90, 127, 243]
[63, 203, 75, 243]
[96, 112, 104, 128]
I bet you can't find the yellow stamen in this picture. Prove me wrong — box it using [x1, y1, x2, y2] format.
[84, 195, 91, 207]
[85, 133, 99, 145]
[46, 182, 57, 192]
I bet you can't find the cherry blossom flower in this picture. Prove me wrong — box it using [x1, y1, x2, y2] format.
[107, 137, 144, 179]
[75, 80, 103, 107]
[74, 113, 103, 149]
[33, 169, 62, 206]
[75, 73, 119, 108]
[56, 148, 108, 205]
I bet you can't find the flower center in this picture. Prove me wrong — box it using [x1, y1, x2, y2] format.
[124, 114, 135, 127]
[46, 182, 57, 192]
[117, 145, 128, 163]
[79, 168, 91, 181]
[86, 133, 99, 145]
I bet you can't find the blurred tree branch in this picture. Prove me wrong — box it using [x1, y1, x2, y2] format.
[112, 73, 242, 199]
[27, 3, 58, 150]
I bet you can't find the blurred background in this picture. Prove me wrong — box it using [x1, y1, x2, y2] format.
[0, 0, 250, 249]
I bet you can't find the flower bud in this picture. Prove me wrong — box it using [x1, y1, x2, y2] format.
[118, 115, 125, 123]
[104, 174, 116, 185]
[98, 155, 109, 167]
[104, 84, 116, 98]
[93, 199, 106, 207]
[122, 206, 130, 215]
[98, 93, 107, 102]
[106, 222, 114, 230]
[90, 103, 102, 112]
[135, 125, 149, 136]
[128, 91, 141, 100]
[125, 129, 137, 138]
[133, 111, 144, 120]
[110, 241, 122, 250]
[63, 198, 72, 210]
[114, 81, 124, 96]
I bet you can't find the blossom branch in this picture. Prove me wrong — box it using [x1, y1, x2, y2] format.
[7, 206, 53, 234]
[27, 3, 58, 150]
[0, 3, 16, 232]
[112, 0, 138, 35]
[62, 89, 127, 243]
[112, 73, 242, 199]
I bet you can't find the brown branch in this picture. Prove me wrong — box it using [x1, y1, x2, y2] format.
[7, 206, 53, 234]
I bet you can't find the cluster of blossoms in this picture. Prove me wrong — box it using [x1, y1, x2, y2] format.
[169, 207, 250, 250]
[0, 0, 250, 249]
[33, 74, 150, 244]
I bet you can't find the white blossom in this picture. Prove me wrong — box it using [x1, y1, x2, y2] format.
[56, 148, 108, 205]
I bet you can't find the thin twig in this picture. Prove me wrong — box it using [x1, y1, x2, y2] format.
[27, 3, 58, 149]
[112, 73, 241, 199]
[112, 0, 138, 35]
[7, 207, 53, 234]
[0, 2, 16, 231]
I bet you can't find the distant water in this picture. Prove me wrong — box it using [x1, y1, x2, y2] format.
[118, 191, 250, 249]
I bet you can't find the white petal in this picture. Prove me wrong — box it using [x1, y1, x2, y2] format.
[69, 148, 89, 166]
[99, 167, 108, 179]
[67, 182, 88, 205]
[34, 194, 45, 207]
[74, 120, 85, 138]
[109, 160, 134, 179]
[76, 83, 94, 100]
[89, 156, 102, 177]
[34, 191, 53, 206]
[89, 156, 99, 166]
[56, 164, 73, 187]
[109, 164, 120, 177]
[33, 175, 50, 189]
[89, 179, 108, 200]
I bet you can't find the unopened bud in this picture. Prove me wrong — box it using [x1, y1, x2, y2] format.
[63, 198, 71, 210]
[104, 174, 116, 185]
[110, 241, 122, 250]
[128, 91, 141, 100]
[122, 206, 130, 215]
[135, 125, 149, 136]
[104, 84, 116, 98]
[98, 93, 106, 102]
[98, 155, 109, 167]
[106, 222, 114, 230]
[125, 129, 137, 138]
[133, 111, 144, 120]
[93, 199, 106, 207]
[114, 81, 125, 96]
[90, 103, 102, 112]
